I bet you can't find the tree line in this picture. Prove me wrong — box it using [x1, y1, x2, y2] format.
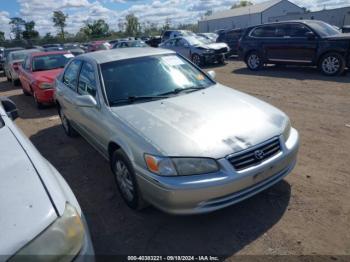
[0, 10, 198, 46]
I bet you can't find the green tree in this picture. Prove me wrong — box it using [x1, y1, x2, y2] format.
[162, 17, 171, 31]
[9, 17, 25, 40]
[0, 31, 5, 41]
[82, 19, 110, 38]
[231, 0, 253, 9]
[125, 14, 140, 36]
[204, 10, 213, 17]
[22, 21, 39, 40]
[52, 11, 68, 40]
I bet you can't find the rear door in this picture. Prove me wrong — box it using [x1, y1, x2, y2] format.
[19, 56, 31, 92]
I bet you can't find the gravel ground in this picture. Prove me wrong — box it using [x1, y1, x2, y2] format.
[1, 60, 349, 258]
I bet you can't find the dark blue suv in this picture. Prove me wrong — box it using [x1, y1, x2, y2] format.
[238, 20, 350, 76]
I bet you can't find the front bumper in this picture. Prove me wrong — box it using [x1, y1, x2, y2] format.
[203, 53, 226, 63]
[136, 128, 299, 215]
[35, 88, 55, 104]
[74, 214, 95, 261]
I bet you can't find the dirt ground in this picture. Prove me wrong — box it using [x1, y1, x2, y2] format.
[1, 60, 350, 258]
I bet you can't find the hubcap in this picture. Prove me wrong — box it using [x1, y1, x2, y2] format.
[322, 56, 340, 74]
[248, 54, 260, 69]
[193, 55, 201, 66]
[114, 160, 134, 201]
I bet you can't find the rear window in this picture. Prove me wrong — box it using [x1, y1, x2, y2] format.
[32, 53, 73, 72]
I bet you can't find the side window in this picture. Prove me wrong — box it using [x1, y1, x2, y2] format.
[63, 60, 82, 91]
[165, 39, 175, 47]
[275, 24, 288, 37]
[78, 62, 97, 97]
[251, 26, 277, 37]
[176, 39, 188, 47]
[288, 24, 312, 37]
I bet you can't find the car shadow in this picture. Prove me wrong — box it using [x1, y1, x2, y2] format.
[233, 65, 350, 83]
[6, 93, 57, 119]
[30, 124, 292, 257]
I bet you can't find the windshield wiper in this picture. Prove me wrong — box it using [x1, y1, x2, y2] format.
[160, 86, 207, 96]
[110, 95, 170, 106]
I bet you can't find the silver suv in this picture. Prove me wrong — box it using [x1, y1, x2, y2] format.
[54, 48, 299, 215]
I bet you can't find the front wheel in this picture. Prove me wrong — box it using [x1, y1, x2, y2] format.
[111, 150, 147, 210]
[245, 51, 263, 71]
[319, 53, 345, 76]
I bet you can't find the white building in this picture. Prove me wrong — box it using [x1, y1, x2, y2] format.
[270, 6, 350, 28]
[198, 0, 304, 32]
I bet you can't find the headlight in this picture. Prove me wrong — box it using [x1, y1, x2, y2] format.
[39, 82, 53, 89]
[282, 118, 291, 141]
[11, 203, 84, 261]
[145, 154, 219, 176]
[204, 49, 214, 54]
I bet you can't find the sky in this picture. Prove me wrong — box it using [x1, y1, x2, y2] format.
[0, 0, 349, 38]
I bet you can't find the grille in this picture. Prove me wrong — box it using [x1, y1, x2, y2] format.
[228, 138, 281, 171]
[215, 47, 228, 54]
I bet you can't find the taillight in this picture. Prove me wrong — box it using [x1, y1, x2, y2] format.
[12, 62, 19, 71]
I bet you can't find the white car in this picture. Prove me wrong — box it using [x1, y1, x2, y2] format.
[0, 98, 94, 260]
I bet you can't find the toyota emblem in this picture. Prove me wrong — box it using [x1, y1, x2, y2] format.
[254, 150, 265, 160]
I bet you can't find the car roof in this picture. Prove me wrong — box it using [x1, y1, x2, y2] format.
[79, 47, 175, 64]
[31, 51, 69, 57]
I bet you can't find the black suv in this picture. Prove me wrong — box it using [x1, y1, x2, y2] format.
[217, 28, 245, 56]
[238, 20, 350, 76]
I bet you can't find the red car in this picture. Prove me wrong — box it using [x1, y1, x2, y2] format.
[18, 51, 74, 108]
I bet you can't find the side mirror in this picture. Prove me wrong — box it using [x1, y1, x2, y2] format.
[207, 70, 216, 80]
[306, 32, 316, 40]
[1, 98, 19, 120]
[74, 95, 97, 108]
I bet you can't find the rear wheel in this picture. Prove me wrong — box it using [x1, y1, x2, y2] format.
[22, 87, 30, 96]
[59, 107, 79, 137]
[245, 51, 263, 71]
[319, 52, 345, 76]
[12, 78, 20, 87]
[111, 150, 147, 210]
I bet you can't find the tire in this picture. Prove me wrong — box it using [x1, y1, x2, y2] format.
[59, 106, 79, 137]
[22, 88, 30, 96]
[319, 52, 345, 76]
[111, 150, 147, 210]
[192, 54, 202, 67]
[12, 78, 20, 87]
[217, 56, 225, 64]
[245, 51, 263, 71]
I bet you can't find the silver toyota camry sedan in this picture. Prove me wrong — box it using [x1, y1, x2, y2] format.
[54, 48, 299, 215]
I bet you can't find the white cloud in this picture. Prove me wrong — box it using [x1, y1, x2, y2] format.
[7, 0, 350, 38]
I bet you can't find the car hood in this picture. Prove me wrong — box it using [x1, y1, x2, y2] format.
[324, 33, 350, 40]
[111, 84, 288, 158]
[32, 68, 63, 83]
[0, 124, 57, 257]
[195, 42, 228, 50]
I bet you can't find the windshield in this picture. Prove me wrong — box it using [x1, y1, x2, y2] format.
[307, 21, 341, 37]
[184, 36, 206, 46]
[10, 50, 39, 60]
[101, 54, 214, 106]
[32, 53, 73, 72]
